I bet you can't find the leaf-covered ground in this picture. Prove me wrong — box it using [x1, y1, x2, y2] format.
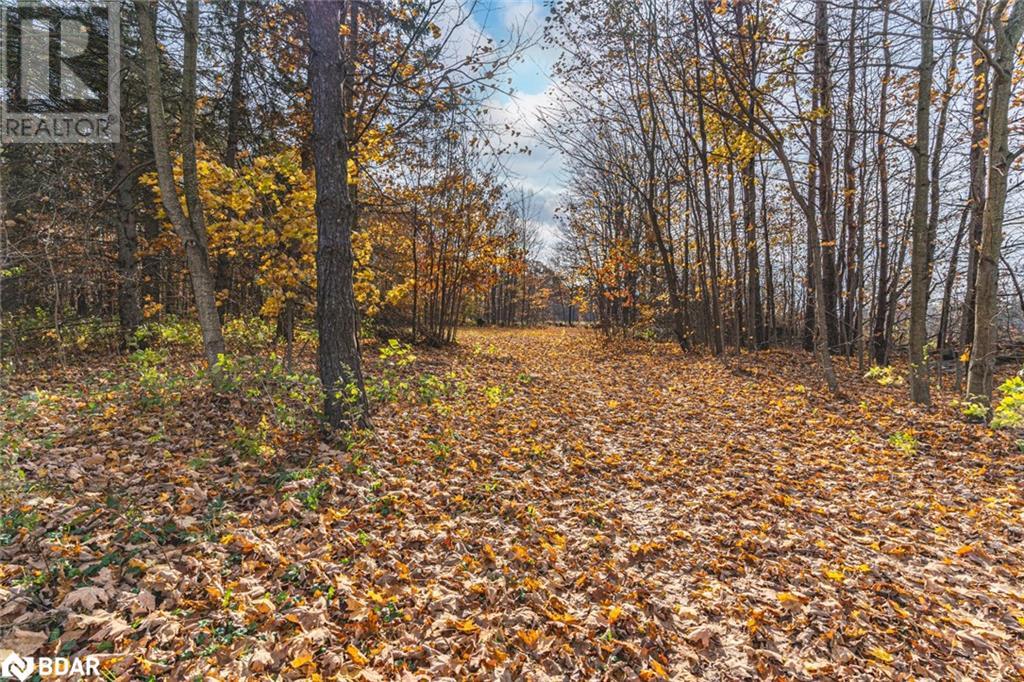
[1, 328, 1022, 680]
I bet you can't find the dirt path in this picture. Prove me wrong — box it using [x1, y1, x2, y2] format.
[1, 328, 1021, 679]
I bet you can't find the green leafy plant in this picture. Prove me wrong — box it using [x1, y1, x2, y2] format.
[865, 365, 903, 386]
[232, 415, 275, 459]
[223, 316, 276, 349]
[960, 399, 989, 423]
[991, 375, 1024, 429]
[296, 481, 329, 511]
[417, 373, 447, 404]
[367, 339, 416, 404]
[128, 348, 178, 407]
[134, 317, 203, 351]
[379, 338, 416, 367]
[484, 384, 512, 407]
[888, 431, 918, 455]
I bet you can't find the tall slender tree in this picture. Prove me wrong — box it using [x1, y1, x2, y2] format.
[135, 0, 226, 373]
[908, 0, 934, 404]
[305, 0, 369, 428]
[967, 0, 1024, 407]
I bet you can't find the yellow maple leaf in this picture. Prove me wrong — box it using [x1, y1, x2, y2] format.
[291, 651, 313, 669]
[546, 609, 578, 624]
[453, 618, 479, 633]
[824, 568, 845, 583]
[869, 646, 893, 663]
[346, 644, 369, 665]
[607, 604, 623, 624]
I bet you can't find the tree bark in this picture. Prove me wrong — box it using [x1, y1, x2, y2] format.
[966, 0, 1024, 406]
[871, 4, 893, 365]
[840, 0, 859, 355]
[938, 205, 970, 351]
[727, 161, 743, 352]
[113, 139, 142, 349]
[813, 0, 839, 350]
[135, 0, 225, 372]
[742, 159, 763, 349]
[305, 0, 370, 428]
[961, 1, 990, 353]
[908, 0, 934, 404]
[216, 0, 247, 319]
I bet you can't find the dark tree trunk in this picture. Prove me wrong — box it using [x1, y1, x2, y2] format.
[216, 0, 247, 320]
[967, 0, 1024, 406]
[908, 0, 934, 404]
[305, 0, 369, 428]
[742, 159, 763, 349]
[937, 206, 970, 351]
[113, 139, 143, 349]
[961, 2, 989, 353]
[840, 0, 859, 354]
[814, 0, 839, 350]
[871, 5, 893, 365]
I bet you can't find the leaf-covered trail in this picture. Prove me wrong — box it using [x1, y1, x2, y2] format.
[427, 328, 1023, 679]
[1, 327, 1022, 680]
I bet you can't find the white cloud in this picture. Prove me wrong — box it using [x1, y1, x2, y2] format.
[481, 84, 565, 252]
[438, 1, 565, 256]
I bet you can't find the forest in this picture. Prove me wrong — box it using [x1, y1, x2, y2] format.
[1, 0, 1023, 679]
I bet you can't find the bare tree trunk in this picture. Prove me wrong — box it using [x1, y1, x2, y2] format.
[305, 0, 369, 428]
[412, 208, 419, 340]
[961, 1, 990, 353]
[113, 139, 142, 349]
[803, 104, 818, 354]
[908, 0, 934, 404]
[840, 0, 859, 355]
[136, 0, 226, 372]
[967, 0, 1024, 406]
[938, 205, 970, 351]
[775, 145, 840, 393]
[814, 0, 839, 350]
[760, 160, 776, 344]
[742, 159, 763, 349]
[871, 5, 893, 365]
[727, 161, 743, 352]
[216, 0, 247, 319]
[691, 58, 725, 355]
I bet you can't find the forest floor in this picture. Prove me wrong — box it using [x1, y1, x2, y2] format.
[1, 327, 1022, 680]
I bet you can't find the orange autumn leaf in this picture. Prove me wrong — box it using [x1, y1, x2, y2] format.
[518, 629, 542, 647]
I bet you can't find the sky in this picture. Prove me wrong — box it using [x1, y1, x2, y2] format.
[460, 0, 565, 255]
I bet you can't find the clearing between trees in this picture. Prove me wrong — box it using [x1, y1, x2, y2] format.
[1, 327, 1021, 680]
